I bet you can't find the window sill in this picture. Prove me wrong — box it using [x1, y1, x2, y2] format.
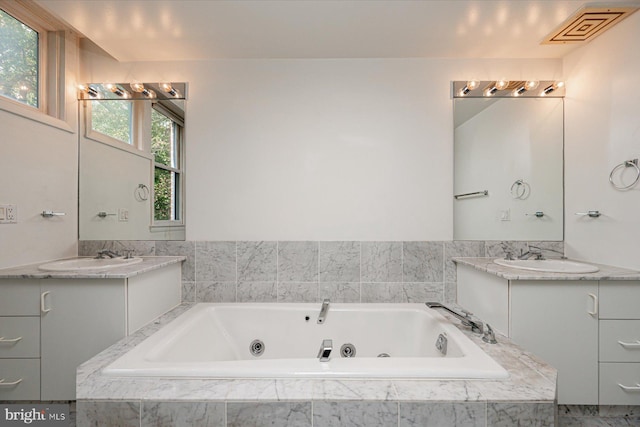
[149, 223, 185, 231]
[85, 129, 151, 160]
[0, 98, 74, 133]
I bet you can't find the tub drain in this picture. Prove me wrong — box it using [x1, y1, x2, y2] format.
[340, 343, 356, 358]
[250, 339, 265, 357]
[377, 353, 390, 358]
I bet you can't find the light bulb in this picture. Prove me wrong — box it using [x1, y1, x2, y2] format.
[524, 80, 539, 90]
[495, 80, 509, 90]
[159, 83, 179, 97]
[130, 83, 145, 93]
[78, 84, 99, 98]
[466, 80, 480, 90]
[484, 86, 497, 96]
[130, 83, 156, 98]
[105, 83, 130, 98]
[542, 81, 564, 96]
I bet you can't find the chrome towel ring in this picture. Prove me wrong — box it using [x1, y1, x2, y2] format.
[510, 179, 530, 199]
[609, 159, 639, 190]
[135, 184, 150, 201]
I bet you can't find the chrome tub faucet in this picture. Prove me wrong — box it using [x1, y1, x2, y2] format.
[426, 302, 484, 334]
[317, 339, 332, 362]
[317, 299, 330, 324]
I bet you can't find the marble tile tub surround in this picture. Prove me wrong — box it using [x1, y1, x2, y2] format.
[76, 304, 557, 427]
[79, 240, 563, 304]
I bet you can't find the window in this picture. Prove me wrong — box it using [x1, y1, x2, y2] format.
[0, 1, 70, 129]
[0, 8, 40, 108]
[151, 105, 183, 223]
[90, 100, 133, 145]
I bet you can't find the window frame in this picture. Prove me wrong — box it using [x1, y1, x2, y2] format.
[150, 102, 185, 228]
[0, 0, 72, 132]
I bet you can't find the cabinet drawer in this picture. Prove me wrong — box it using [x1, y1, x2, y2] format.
[599, 362, 640, 405]
[600, 320, 640, 362]
[0, 358, 40, 400]
[0, 280, 40, 315]
[0, 317, 40, 358]
[599, 281, 640, 319]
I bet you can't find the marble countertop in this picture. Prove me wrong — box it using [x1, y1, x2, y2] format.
[0, 256, 185, 279]
[454, 257, 640, 281]
[76, 303, 557, 403]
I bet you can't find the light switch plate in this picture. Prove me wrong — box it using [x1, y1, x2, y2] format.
[118, 208, 129, 222]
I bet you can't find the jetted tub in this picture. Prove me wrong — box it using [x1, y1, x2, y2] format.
[103, 303, 508, 379]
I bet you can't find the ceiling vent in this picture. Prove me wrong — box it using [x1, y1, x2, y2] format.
[542, 6, 638, 44]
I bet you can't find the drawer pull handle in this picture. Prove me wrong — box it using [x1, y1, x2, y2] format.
[587, 293, 598, 316]
[41, 291, 51, 313]
[0, 336, 22, 344]
[0, 378, 23, 387]
[618, 383, 640, 392]
[618, 340, 640, 349]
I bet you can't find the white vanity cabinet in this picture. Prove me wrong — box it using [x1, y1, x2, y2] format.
[458, 264, 599, 404]
[0, 260, 181, 401]
[458, 263, 640, 406]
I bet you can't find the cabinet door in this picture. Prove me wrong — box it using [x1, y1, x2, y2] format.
[510, 281, 599, 405]
[40, 279, 126, 400]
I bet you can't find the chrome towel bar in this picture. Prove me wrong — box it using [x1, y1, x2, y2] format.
[454, 190, 488, 200]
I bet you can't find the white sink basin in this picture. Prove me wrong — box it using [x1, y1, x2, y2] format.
[493, 258, 599, 274]
[39, 257, 143, 272]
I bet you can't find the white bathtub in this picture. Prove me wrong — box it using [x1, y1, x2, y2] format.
[103, 303, 508, 379]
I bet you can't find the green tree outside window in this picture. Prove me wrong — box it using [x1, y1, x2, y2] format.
[0, 9, 39, 107]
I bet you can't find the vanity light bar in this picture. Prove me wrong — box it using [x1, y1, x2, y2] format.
[453, 80, 565, 98]
[77, 82, 188, 100]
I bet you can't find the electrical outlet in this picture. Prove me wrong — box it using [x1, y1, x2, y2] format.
[118, 208, 129, 222]
[0, 204, 17, 224]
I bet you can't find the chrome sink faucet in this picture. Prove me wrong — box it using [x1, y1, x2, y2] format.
[317, 299, 330, 324]
[517, 247, 543, 260]
[96, 250, 121, 259]
[528, 245, 567, 259]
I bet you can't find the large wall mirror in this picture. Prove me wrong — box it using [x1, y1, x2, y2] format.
[78, 83, 187, 241]
[453, 81, 564, 241]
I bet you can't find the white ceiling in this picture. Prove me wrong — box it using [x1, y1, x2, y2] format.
[35, 0, 640, 62]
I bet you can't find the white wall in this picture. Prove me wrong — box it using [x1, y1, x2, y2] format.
[80, 41, 562, 242]
[0, 32, 78, 269]
[563, 12, 640, 269]
[454, 98, 564, 240]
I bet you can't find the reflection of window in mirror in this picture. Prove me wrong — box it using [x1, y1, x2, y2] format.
[151, 105, 183, 224]
[90, 100, 133, 144]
